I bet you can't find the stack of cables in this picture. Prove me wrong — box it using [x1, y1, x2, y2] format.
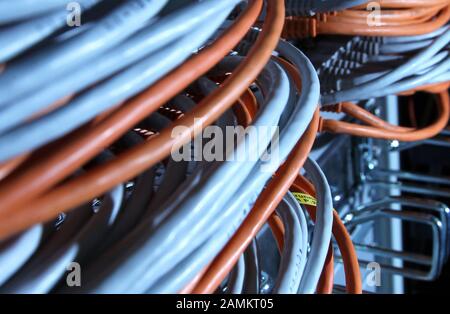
[316, 26, 450, 141]
[281, 0, 450, 142]
[3, 0, 448, 295]
[283, 0, 450, 38]
[0, 0, 362, 294]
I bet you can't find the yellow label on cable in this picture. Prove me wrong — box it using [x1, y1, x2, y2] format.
[292, 192, 317, 207]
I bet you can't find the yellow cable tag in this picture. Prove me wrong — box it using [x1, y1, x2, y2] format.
[292, 192, 317, 207]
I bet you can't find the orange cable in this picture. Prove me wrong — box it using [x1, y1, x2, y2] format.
[0, 0, 284, 241]
[320, 91, 449, 141]
[0, 0, 264, 216]
[291, 176, 362, 294]
[191, 108, 320, 294]
[282, 3, 450, 38]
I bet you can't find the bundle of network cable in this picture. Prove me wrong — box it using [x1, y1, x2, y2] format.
[309, 25, 450, 141]
[317, 27, 450, 104]
[283, 0, 450, 38]
[284, 0, 450, 143]
[0, 0, 365, 294]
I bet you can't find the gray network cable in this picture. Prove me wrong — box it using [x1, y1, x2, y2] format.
[317, 28, 450, 97]
[272, 192, 308, 294]
[74, 57, 290, 294]
[370, 58, 450, 98]
[0, 0, 337, 296]
[0, 225, 43, 286]
[321, 26, 450, 104]
[126, 62, 290, 294]
[323, 50, 449, 93]
[70, 25, 319, 294]
[0, 0, 243, 135]
[143, 80, 236, 224]
[0, 0, 102, 63]
[297, 158, 333, 294]
[155, 38, 320, 293]
[0, 0, 74, 24]
[0, 151, 125, 294]
[143, 38, 320, 294]
[100, 132, 156, 249]
[381, 26, 448, 44]
[0, 6, 235, 161]
[0, 0, 168, 106]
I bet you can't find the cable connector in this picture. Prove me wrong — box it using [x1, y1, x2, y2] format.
[282, 16, 317, 39]
[318, 116, 325, 132]
[316, 13, 328, 22]
[341, 50, 369, 64]
[349, 39, 380, 56]
[319, 75, 345, 92]
[320, 103, 343, 113]
[361, 36, 386, 44]
[328, 11, 338, 17]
